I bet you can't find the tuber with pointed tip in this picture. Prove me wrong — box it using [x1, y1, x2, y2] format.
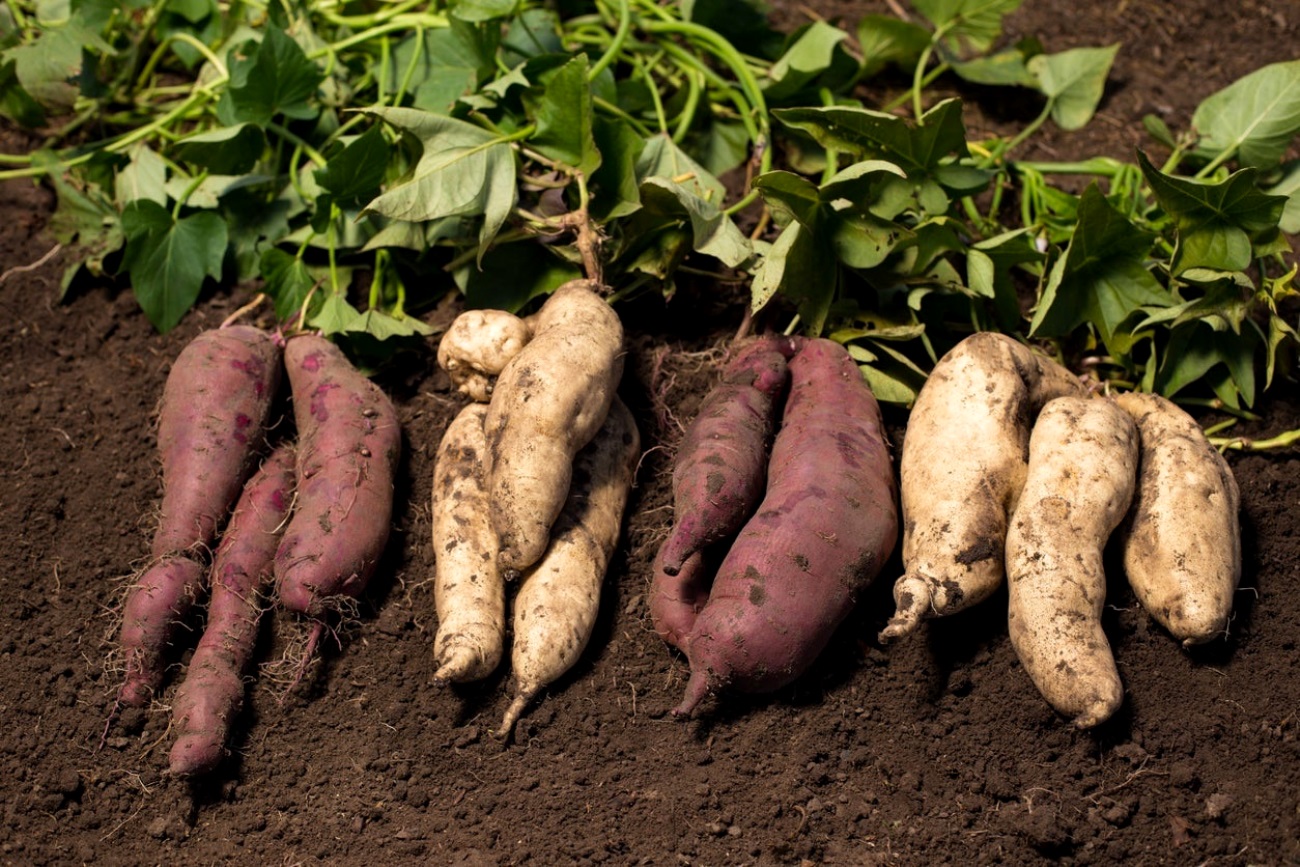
[880, 333, 1086, 643]
[118, 325, 281, 707]
[169, 444, 296, 776]
[274, 335, 401, 630]
[496, 397, 639, 740]
[674, 339, 897, 716]
[483, 280, 625, 574]
[1006, 396, 1137, 729]
[1116, 392, 1241, 646]
[658, 334, 798, 576]
[431, 403, 505, 684]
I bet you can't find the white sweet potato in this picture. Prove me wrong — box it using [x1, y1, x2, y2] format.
[431, 403, 505, 683]
[880, 333, 1086, 642]
[437, 309, 532, 402]
[1006, 396, 1138, 729]
[1115, 392, 1241, 646]
[497, 397, 639, 739]
[484, 280, 625, 573]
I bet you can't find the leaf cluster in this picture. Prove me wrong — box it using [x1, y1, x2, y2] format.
[2, 0, 1297, 407]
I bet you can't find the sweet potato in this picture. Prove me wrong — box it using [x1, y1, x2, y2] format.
[274, 336, 402, 618]
[431, 403, 505, 684]
[484, 280, 625, 574]
[649, 545, 711, 655]
[1006, 396, 1138, 729]
[437, 308, 532, 402]
[118, 325, 281, 707]
[658, 335, 798, 576]
[880, 333, 1086, 642]
[674, 339, 897, 715]
[169, 444, 296, 776]
[497, 397, 640, 739]
[1115, 392, 1242, 646]
[152, 325, 283, 557]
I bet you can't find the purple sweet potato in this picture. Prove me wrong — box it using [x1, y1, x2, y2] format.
[649, 544, 711, 655]
[118, 325, 281, 707]
[274, 336, 401, 618]
[675, 339, 898, 715]
[118, 557, 205, 707]
[169, 444, 296, 776]
[658, 335, 799, 576]
[153, 325, 282, 557]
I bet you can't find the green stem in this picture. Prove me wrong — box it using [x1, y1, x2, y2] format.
[172, 171, 209, 219]
[981, 100, 1054, 168]
[592, 96, 653, 136]
[327, 201, 341, 295]
[393, 26, 425, 105]
[311, 14, 449, 59]
[589, 0, 631, 81]
[911, 38, 939, 122]
[671, 69, 703, 144]
[819, 86, 839, 185]
[1196, 147, 1236, 179]
[268, 122, 329, 167]
[1211, 427, 1300, 452]
[316, 0, 426, 29]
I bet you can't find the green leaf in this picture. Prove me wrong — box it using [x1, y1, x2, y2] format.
[0, 58, 45, 126]
[174, 122, 266, 175]
[1156, 321, 1258, 406]
[115, 143, 168, 207]
[639, 178, 752, 268]
[451, 0, 517, 22]
[636, 134, 727, 203]
[453, 241, 581, 312]
[35, 151, 123, 295]
[309, 293, 365, 336]
[589, 115, 642, 222]
[1263, 159, 1300, 234]
[221, 26, 323, 126]
[1028, 44, 1119, 131]
[391, 21, 495, 114]
[4, 16, 108, 111]
[1192, 59, 1300, 169]
[1143, 114, 1176, 149]
[968, 228, 1043, 328]
[755, 170, 822, 228]
[773, 100, 972, 211]
[345, 308, 436, 339]
[951, 45, 1036, 87]
[763, 20, 850, 101]
[1137, 150, 1286, 273]
[119, 200, 227, 332]
[911, 0, 1025, 57]
[260, 246, 317, 321]
[830, 211, 905, 269]
[315, 125, 388, 205]
[1029, 184, 1171, 348]
[363, 107, 518, 254]
[750, 221, 836, 332]
[525, 54, 599, 174]
[502, 9, 563, 63]
[856, 15, 930, 79]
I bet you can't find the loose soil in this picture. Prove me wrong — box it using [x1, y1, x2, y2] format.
[3, 2, 1299, 865]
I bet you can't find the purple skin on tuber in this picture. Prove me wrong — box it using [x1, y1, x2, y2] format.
[169, 444, 296, 776]
[274, 336, 401, 623]
[649, 544, 712, 655]
[659, 334, 800, 576]
[118, 325, 281, 708]
[674, 338, 898, 716]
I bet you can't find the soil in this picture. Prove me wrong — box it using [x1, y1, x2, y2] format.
[3, 2, 1299, 865]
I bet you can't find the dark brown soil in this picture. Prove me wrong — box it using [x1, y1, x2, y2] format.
[3, 2, 1299, 865]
